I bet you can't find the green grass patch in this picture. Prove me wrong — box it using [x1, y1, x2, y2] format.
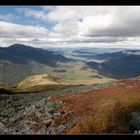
[13, 84, 76, 93]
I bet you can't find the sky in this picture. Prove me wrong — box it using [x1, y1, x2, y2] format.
[0, 6, 140, 48]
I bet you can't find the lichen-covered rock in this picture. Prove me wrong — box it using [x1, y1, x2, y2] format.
[0, 83, 104, 134]
[47, 96, 52, 101]
[43, 119, 53, 126]
[130, 112, 140, 129]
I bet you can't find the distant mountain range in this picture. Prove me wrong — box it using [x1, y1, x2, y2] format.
[72, 48, 127, 55]
[1, 44, 140, 85]
[86, 50, 140, 79]
[0, 44, 70, 66]
[0, 44, 72, 85]
[86, 50, 140, 60]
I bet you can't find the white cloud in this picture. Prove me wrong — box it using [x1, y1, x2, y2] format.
[78, 14, 113, 36]
[0, 21, 48, 38]
[53, 20, 80, 35]
[48, 6, 140, 38]
[16, 8, 48, 21]
[0, 13, 18, 22]
[47, 6, 115, 22]
[16, 6, 140, 38]
[1, 6, 140, 48]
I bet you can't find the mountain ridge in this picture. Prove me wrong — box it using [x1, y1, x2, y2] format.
[0, 44, 73, 85]
[1, 44, 71, 66]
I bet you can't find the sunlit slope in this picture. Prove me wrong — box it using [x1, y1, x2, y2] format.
[16, 74, 69, 93]
[50, 77, 140, 134]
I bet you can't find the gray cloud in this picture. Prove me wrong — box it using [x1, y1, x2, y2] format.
[1, 6, 140, 47]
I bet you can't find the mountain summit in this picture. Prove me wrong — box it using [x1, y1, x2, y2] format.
[0, 44, 72, 85]
[0, 44, 70, 66]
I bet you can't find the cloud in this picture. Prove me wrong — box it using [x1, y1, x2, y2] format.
[47, 6, 115, 22]
[17, 6, 140, 38]
[53, 20, 80, 35]
[16, 8, 48, 21]
[48, 6, 140, 38]
[1, 6, 140, 47]
[0, 21, 48, 38]
[0, 13, 18, 22]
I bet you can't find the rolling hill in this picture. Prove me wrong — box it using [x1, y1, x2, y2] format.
[86, 50, 140, 79]
[0, 44, 72, 85]
[72, 48, 126, 55]
[97, 55, 140, 79]
[1, 45, 140, 85]
[0, 44, 70, 66]
[16, 74, 69, 93]
[72, 49, 140, 60]
[89, 49, 140, 60]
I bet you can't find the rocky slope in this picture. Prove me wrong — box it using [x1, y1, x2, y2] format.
[1, 76, 140, 134]
[0, 83, 112, 134]
[49, 77, 140, 134]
